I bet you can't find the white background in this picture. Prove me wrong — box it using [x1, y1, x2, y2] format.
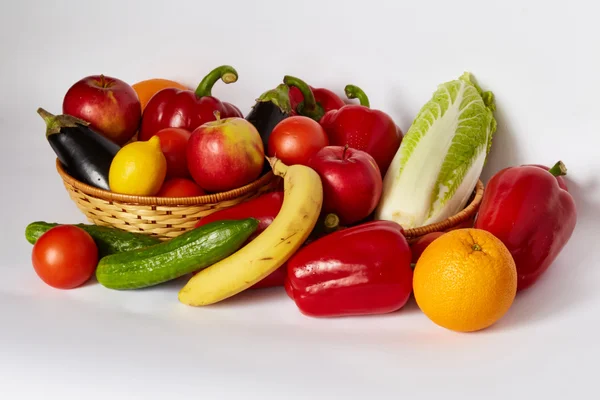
[1, 0, 599, 398]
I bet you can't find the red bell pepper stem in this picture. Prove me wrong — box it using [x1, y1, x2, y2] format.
[548, 160, 567, 177]
[323, 213, 340, 233]
[283, 75, 324, 121]
[195, 65, 239, 98]
[344, 84, 370, 108]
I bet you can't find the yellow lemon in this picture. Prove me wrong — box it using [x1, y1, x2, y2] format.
[109, 136, 167, 196]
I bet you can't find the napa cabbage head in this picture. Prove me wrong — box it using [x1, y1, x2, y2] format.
[375, 72, 496, 229]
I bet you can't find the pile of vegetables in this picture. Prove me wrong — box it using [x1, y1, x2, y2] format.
[26, 66, 578, 332]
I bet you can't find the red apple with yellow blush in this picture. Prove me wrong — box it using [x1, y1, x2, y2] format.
[62, 74, 141, 145]
[187, 114, 265, 192]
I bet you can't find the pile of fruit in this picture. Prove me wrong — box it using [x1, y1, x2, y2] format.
[26, 65, 577, 333]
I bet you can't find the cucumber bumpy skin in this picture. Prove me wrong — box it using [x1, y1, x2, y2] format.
[95, 218, 258, 290]
[25, 221, 161, 257]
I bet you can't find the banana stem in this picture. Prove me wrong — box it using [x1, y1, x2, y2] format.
[267, 157, 288, 178]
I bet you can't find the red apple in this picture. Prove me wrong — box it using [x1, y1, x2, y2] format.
[308, 145, 383, 225]
[155, 127, 191, 178]
[62, 74, 141, 145]
[187, 116, 264, 192]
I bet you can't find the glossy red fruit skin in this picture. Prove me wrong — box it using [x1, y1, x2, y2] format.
[157, 178, 205, 197]
[308, 146, 382, 225]
[138, 89, 242, 141]
[62, 74, 141, 145]
[267, 116, 329, 166]
[288, 85, 345, 117]
[186, 118, 264, 193]
[155, 128, 192, 178]
[410, 232, 445, 264]
[320, 105, 402, 176]
[138, 66, 243, 142]
[195, 191, 283, 240]
[475, 163, 577, 291]
[32, 225, 98, 289]
[286, 220, 413, 317]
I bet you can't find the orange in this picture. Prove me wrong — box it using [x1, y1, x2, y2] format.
[413, 228, 517, 332]
[132, 79, 189, 112]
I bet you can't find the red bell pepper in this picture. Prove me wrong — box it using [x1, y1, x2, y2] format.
[319, 85, 403, 175]
[139, 65, 243, 141]
[474, 161, 577, 291]
[195, 191, 286, 289]
[284, 75, 345, 122]
[285, 220, 413, 317]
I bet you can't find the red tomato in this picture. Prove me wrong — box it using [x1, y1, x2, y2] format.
[32, 225, 98, 289]
[267, 116, 328, 166]
[410, 232, 445, 264]
[157, 178, 206, 197]
[155, 128, 191, 178]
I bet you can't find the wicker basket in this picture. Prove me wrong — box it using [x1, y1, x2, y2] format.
[402, 180, 485, 243]
[56, 159, 280, 240]
[57, 155, 483, 242]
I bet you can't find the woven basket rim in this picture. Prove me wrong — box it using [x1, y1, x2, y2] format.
[56, 158, 276, 206]
[402, 179, 485, 238]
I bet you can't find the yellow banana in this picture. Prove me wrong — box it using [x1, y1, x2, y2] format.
[178, 158, 323, 306]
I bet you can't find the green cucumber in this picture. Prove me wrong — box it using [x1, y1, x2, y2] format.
[25, 221, 161, 257]
[95, 218, 258, 290]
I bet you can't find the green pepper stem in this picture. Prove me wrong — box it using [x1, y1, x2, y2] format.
[548, 161, 567, 177]
[195, 65, 239, 98]
[344, 85, 370, 108]
[283, 75, 324, 121]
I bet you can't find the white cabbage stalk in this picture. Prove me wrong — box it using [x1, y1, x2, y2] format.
[375, 72, 496, 229]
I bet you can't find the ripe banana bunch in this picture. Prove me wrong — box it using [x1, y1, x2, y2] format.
[178, 157, 323, 306]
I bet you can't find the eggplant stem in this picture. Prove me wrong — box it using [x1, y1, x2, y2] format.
[37, 107, 89, 137]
